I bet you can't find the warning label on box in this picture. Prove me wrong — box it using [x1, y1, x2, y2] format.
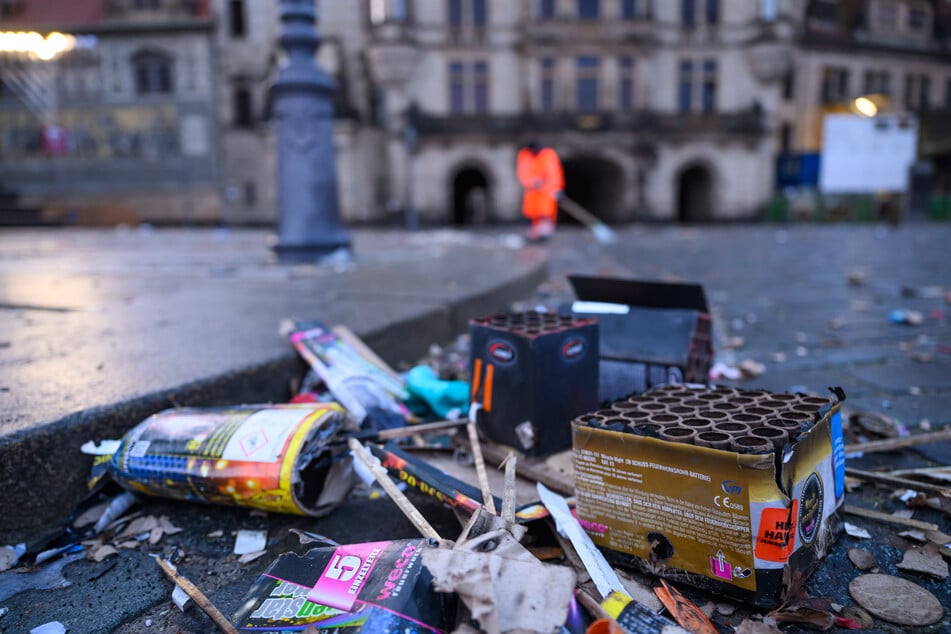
[574, 431, 757, 590]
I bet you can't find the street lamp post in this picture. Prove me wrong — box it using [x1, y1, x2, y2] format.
[271, 0, 350, 262]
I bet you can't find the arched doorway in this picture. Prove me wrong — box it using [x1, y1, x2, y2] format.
[451, 167, 489, 226]
[677, 164, 713, 223]
[562, 156, 624, 224]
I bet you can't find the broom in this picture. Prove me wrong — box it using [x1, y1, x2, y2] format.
[558, 195, 616, 244]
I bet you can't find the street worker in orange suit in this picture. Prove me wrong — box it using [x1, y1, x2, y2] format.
[517, 141, 564, 241]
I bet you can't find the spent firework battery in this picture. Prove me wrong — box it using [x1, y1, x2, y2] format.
[231, 538, 451, 633]
[93, 404, 354, 516]
[572, 385, 847, 608]
[468, 311, 598, 456]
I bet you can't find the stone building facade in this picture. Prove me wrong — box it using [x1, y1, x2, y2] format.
[0, 0, 221, 224]
[1, 0, 949, 225]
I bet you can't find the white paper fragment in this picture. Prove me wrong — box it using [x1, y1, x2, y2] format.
[899, 489, 919, 502]
[571, 301, 630, 314]
[172, 585, 191, 611]
[80, 440, 121, 456]
[234, 529, 268, 555]
[30, 622, 67, 634]
[238, 550, 267, 564]
[845, 522, 872, 539]
[537, 483, 625, 597]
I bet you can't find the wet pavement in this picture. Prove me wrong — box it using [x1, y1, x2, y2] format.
[0, 222, 949, 633]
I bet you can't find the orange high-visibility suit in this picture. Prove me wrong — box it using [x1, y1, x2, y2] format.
[517, 145, 564, 234]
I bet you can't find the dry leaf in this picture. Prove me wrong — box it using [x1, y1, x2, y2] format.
[849, 573, 943, 626]
[149, 527, 164, 546]
[90, 545, 119, 562]
[715, 602, 737, 616]
[206, 530, 224, 538]
[238, 550, 267, 564]
[839, 605, 873, 629]
[898, 529, 928, 543]
[734, 617, 782, 634]
[116, 516, 159, 540]
[896, 547, 949, 579]
[72, 502, 111, 529]
[769, 568, 834, 630]
[117, 540, 140, 549]
[844, 523, 871, 539]
[158, 516, 183, 535]
[847, 548, 876, 571]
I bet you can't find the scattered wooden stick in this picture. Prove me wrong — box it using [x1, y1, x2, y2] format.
[843, 505, 939, 532]
[348, 438, 442, 541]
[889, 466, 951, 477]
[156, 558, 238, 634]
[479, 442, 574, 495]
[500, 452, 518, 523]
[845, 428, 951, 455]
[845, 467, 951, 497]
[376, 418, 468, 441]
[576, 587, 611, 621]
[467, 422, 497, 515]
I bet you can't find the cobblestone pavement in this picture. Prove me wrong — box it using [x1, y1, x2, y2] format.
[1, 222, 949, 633]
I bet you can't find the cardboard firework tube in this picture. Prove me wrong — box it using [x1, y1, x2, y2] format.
[619, 409, 650, 421]
[712, 401, 743, 412]
[637, 401, 667, 412]
[746, 406, 775, 417]
[681, 417, 713, 432]
[631, 422, 662, 437]
[100, 404, 351, 517]
[698, 409, 729, 422]
[668, 405, 697, 415]
[734, 413, 765, 426]
[695, 430, 732, 449]
[715, 420, 751, 435]
[650, 413, 681, 426]
[602, 418, 630, 432]
[767, 417, 807, 435]
[731, 435, 774, 454]
[658, 427, 696, 444]
[750, 425, 788, 449]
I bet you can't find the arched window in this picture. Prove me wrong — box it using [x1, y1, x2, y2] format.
[132, 50, 173, 95]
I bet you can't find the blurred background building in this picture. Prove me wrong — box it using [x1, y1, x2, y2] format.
[1, 0, 949, 226]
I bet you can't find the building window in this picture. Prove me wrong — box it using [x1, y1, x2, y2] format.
[539, 0, 555, 19]
[449, 60, 489, 114]
[618, 56, 635, 110]
[863, 70, 891, 97]
[229, 0, 246, 37]
[371, 0, 407, 24]
[576, 56, 599, 111]
[706, 0, 718, 24]
[780, 122, 792, 153]
[908, 5, 927, 30]
[904, 74, 930, 110]
[682, 0, 695, 28]
[621, 0, 638, 19]
[540, 57, 556, 111]
[760, 0, 778, 21]
[874, 0, 898, 31]
[782, 68, 795, 100]
[578, 0, 599, 19]
[678, 60, 693, 112]
[701, 60, 717, 112]
[132, 51, 173, 95]
[449, 0, 486, 27]
[234, 87, 252, 127]
[820, 66, 849, 104]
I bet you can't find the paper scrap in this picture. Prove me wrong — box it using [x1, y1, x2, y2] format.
[234, 529, 267, 555]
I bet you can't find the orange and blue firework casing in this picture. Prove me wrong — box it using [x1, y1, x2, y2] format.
[105, 403, 353, 516]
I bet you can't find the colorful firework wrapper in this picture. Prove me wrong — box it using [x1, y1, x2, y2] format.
[230, 538, 453, 633]
[87, 403, 356, 516]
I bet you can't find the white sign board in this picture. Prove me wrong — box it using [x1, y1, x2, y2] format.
[819, 113, 917, 194]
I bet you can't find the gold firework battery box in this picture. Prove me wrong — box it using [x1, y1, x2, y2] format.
[468, 311, 598, 457]
[572, 385, 846, 608]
